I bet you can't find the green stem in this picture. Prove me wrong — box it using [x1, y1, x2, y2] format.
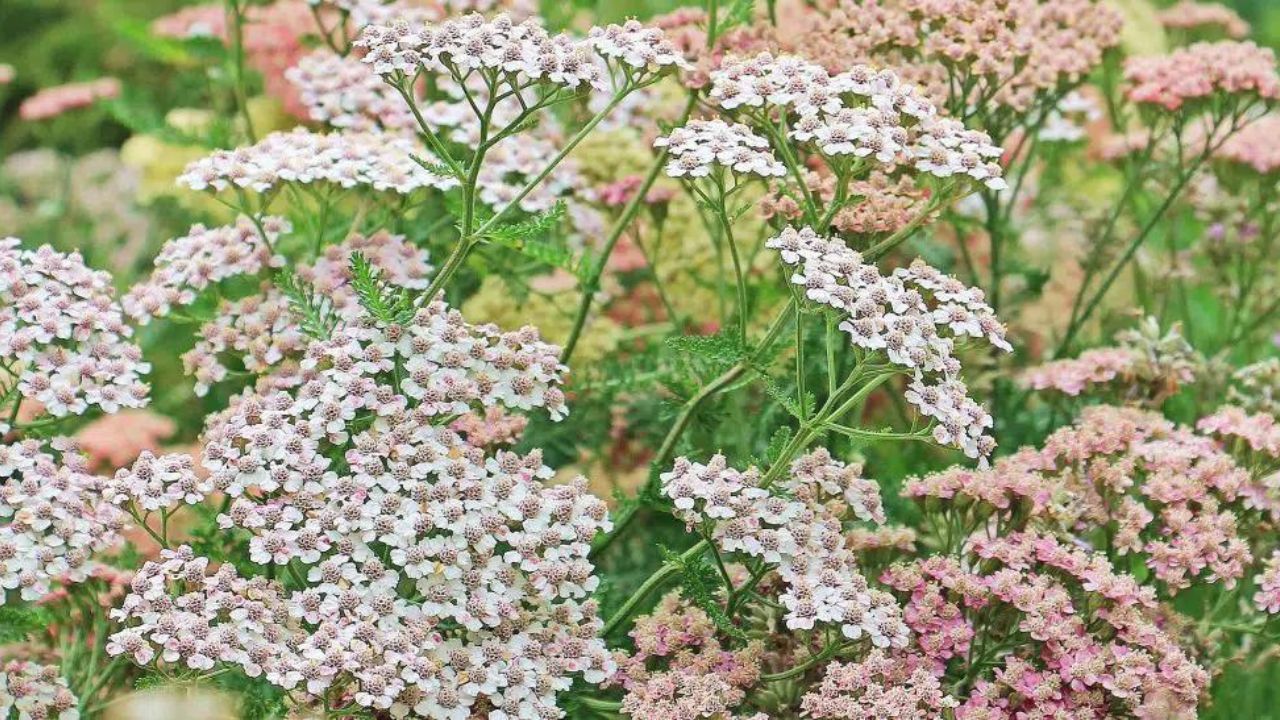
[602, 540, 709, 637]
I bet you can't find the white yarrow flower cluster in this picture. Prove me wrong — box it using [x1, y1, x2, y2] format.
[708, 53, 1007, 190]
[661, 452, 908, 648]
[654, 119, 786, 179]
[586, 19, 691, 72]
[0, 660, 80, 720]
[109, 305, 615, 718]
[286, 50, 416, 133]
[0, 439, 124, 605]
[178, 128, 457, 195]
[122, 217, 289, 323]
[358, 13, 603, 88]
[181, 232, 434, 395]
[766, 226, 1011, 458]
[0, 239, 150, 419]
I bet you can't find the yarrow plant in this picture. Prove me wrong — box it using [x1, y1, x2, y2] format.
[9, 0, 1280, 717]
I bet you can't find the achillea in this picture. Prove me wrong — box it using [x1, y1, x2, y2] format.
[0, 660, 79, 719]
[1124, 41, 1280, 111]
[1216, 114, 1280, 175]
[801, 650, 957, 719]
[610, 592, 764, 719]
[661, 452, 909, 647]
[767, 226, 1009, 458]
[178, 128, 458, 196]
[1158, 1, 1250, 39]
[0, 240, 150, 420]
[18, 78, 120, 122]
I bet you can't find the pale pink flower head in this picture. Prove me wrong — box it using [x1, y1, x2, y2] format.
[1124, 41, 1280, 111]
[1159, 1, 1250, 39]
[18, 78, 121, 122]
[0, 64, 14, 85]
[1216, 114, 1280, 175]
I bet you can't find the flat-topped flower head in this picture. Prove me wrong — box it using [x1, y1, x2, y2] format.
[178, 128, 458, 196]
[661, 452, 908, 647]
[588, 19, 692, 72]
[654, 119, 786, 179]
[122, 217, 289, 323]
[708, 53, 1006, 189]
[181, 232, 433, 395]
[1124, 41, 1280, 111]
[1159, 1, 1250, 39]
[111, 302, 611, 716]
[1216, 114, 1280, 175]
[0, 660, 79, 719]
[358, 13, 589, 86]
[0, 439, 125, 604]
[766, 226, 1009, 458]
[286, 50, 416, 132]
[0, 239, 150, 419]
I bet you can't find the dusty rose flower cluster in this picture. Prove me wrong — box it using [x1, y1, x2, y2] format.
[1019, 317, 1200, 403]
[767, 226, 1009, 457]
[661, 452, 909, 647]
[286, 50, 417, 132]
[1216, 114, 1280, 175]
[0, 240, 150, 420]
[882, 532, 1209, 718]
[122, 217, 288, 323]
[18, 78, 121, 122]
[1159, 1, 1250, 39]
[1124, 41, 1280, 111]
[767, 0, 1121, 113]
[800, 650, 956, 719]
[608, 592, 764, 720]
[178, 128, 458, 195]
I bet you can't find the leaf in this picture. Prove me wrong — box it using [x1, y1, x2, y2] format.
[349, 252, 418, 326]
[722, 0, 757, 30]
[666, 332, 744, 367]
[275, 270, 339, 339]
[409, 153, 457, 178]
[757, 372, 807, 420]
[660, 547, 747, 640]
[0, 606, 51, 644]
[484, 200, 566, 244]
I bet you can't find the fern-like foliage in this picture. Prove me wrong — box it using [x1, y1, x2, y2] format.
[349, 252, 418, 325]
[660, 546, 747, 641]
[275, 270, 339, 339]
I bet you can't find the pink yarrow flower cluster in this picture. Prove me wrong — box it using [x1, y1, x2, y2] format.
[178, 128, 458, 195]
[661, 452, 908, 647]
[18, 78, 120, 122]
[767, 226, 1010, 458]
[708, 53, 1007, 189]
[1159, 1, 1250, 38]
[285, 50, 416, 132]
[1216, 114, 1280, 175]
[0, 239, 150, 419]
[800, 650, 956, 719]
[609, 591, 764, 720]
[1124, 41, 1280, 110]
[882, 533, 1208, 718]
